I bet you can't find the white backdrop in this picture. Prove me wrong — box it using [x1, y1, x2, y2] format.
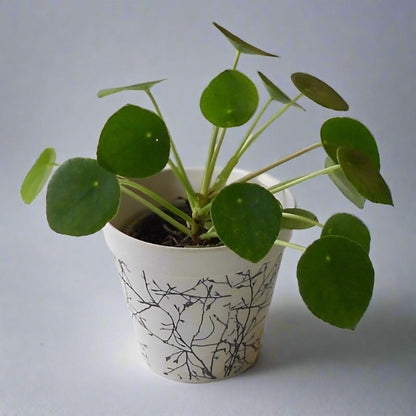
[1, 1, 415, 415]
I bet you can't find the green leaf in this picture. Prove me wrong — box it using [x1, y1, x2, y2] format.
[213, 22, 278, 57]
[281, 208, 319, 229]
[97, 79, 166, 98]
[211, 183, 282, 262]
[297, 235, 374, 329]
[291, 72, 349, 111]
[321, 117, 380, 169]
[46, 158, 120, 236]
[322, 213, 371, 254]
[200, 70, 259, 128]
[337, 147, 393, 205]
[258, 72, 305, 111]
[325, 157, 366, 209]
[97, 104, 171, 178]
[21, 147, 56, 204]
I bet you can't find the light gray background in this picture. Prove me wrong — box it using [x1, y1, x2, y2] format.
[1, 1, 415, 415]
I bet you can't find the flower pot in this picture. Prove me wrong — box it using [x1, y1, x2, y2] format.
[103, 168, 295, 383]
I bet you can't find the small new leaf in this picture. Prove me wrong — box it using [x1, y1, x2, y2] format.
[97, 79, 166, 98]
[213, 22, 278, 57]
[291, 72, 349, 111]
[258, 72, 305, 110]
[21, 147, 56, 204]
[297, 235, 374, 329]
[281, 208, 318, 229]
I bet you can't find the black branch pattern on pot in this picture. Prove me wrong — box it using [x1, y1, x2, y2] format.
[116, 255, 281, 381]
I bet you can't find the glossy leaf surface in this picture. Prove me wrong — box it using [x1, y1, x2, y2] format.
[325, 157, 366, 208]
[258, 72, 305, 110]
[97, 79, 166, 98]
[46, 158, 120, 236]
[97, 105, 170, 178]
[321, 117, 380, 169]
[213, 22, 278, 57]
[211, 183, 282, 262]
[21, 147, 56, 204]
[200, 70, 259, 127]
[322, 213, 371, 254]
[337, 147, 393, 205]
[291, 72, 349, 111]
[281, 208, 318, 229]
[297, 236, 374, 329]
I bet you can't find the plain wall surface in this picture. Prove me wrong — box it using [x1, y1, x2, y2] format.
[1, 1, 415, 415]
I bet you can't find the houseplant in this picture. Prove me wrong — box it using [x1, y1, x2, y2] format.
[21, 22, 393, 382]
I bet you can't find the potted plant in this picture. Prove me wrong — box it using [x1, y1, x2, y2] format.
[20, 22, 393, 382]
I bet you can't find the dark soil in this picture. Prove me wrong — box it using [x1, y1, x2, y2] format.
[124, 198, 222, 248]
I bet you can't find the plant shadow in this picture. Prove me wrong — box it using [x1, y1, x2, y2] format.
[247, 296, 416, 375]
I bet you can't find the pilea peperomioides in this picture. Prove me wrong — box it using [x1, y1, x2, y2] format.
[21, 22, 393, 330]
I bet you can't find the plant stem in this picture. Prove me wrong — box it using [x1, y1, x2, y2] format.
[274, 239, 306, 252]
[236, 142, 322, 184]
[119, 178, 198, 229]
[210, 97, 273, 193]
[120, 186, 193, 237]
[232, 50, 241, 70]
[200, 125, 220, 195]
[282, 212, 324, 228]
[269, 164, 342, 194]
[203, 127, 227, 195]
[238, 93, 304, 157]
[199, 230, 218, 240]
[146, 89, 197, 209]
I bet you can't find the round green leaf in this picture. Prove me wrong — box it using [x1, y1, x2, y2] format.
[337, 147, 393, 205]
[258, 71, 305, 110]
[97, 104, 170, 178]
[291, 72, 349, 111]
[200, 70, 259, 127]
[321, 117, 380, 169]
[21, 147, 56, 204]
[322, 213, 371, 254]
[213, 22, 278, 57]
[211, 183, 282, 262]
[46, 158, 120, 236]
[297, 236, 374, 329]
[325, 156, 366, 209]
[281, 208, 319, 230]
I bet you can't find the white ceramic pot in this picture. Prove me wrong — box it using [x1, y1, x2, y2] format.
[103, 168, 295, 383]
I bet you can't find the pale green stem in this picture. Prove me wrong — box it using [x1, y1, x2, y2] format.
[282, 212, 324, 228]
[203, 127, 227, 194]
[194, 200, 212, 219]
[199, 230, 219, 240]
[238, 93, 304, 156]
[236, 142, 322, 184]
[167, 159, 198, 210]
[232, 50, 241, 70]
[210, 97, 273, 193]
[120, 186, 192, 237]
[146, 89, 197, 209]
[119, 178, 198, 229]
[200, 125, 219, 195]
[269, 164, 342, 194]
[274, 238, 306, 252]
